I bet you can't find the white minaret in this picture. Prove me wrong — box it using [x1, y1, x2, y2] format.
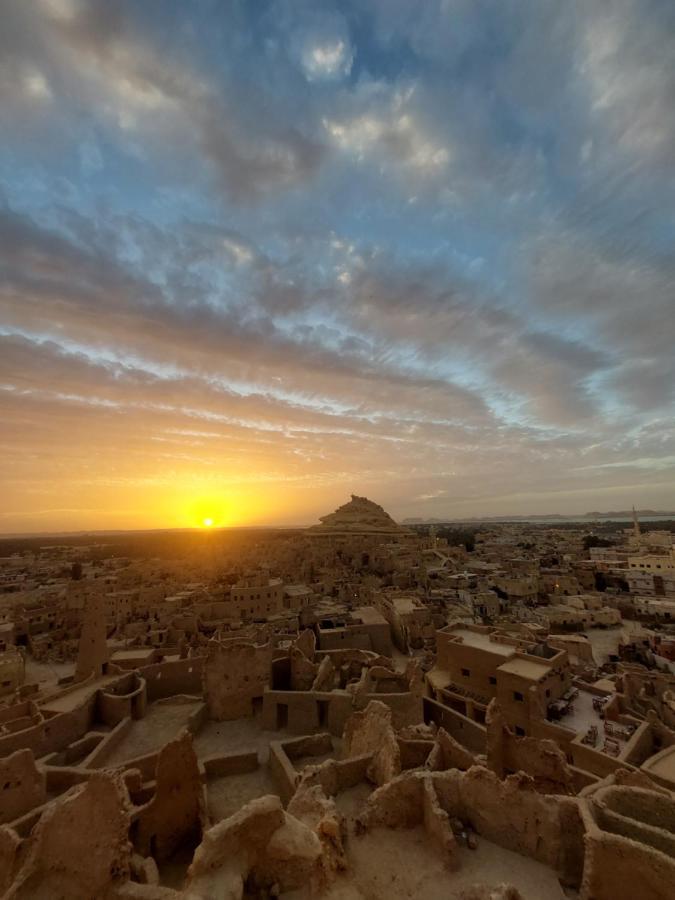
[632, 505, 641, 540]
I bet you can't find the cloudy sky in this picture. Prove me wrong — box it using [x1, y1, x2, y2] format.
[1, 0, 674, 532]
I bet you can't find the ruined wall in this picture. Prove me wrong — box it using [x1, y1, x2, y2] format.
[342, 701, 401, 786]
[262, 689, 353, 735]
[186, 794, 323, 898]
[290, 647, 318, 691]
[0, 695, 95, 760]
[0, 749, 46, 825]
[431, 767, 574, 871]
[203, 639, 271, 720]
[426, 727, 477, 771]
[133, 731, 206, 862]
[487, 699, 574, 793]
[4, 772, 131, 899]
[141, 656, 204, 701]
[362, 690, 423, 729]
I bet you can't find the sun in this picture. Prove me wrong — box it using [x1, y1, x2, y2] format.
[202, 517, 214, 528]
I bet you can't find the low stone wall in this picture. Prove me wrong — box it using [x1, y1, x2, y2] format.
[569, 738, 636, 780]
[83, 717, 133, 769]
[186, 702, 209, 735]
[579, 798, 675, 900]
[269, 741, 299, 804]
[269, 733, 335, 805]
[594, 785, 675, 859]
[359, 766, 585, 888]
[0, 694, 95, 760]
[202, 751, 259, 780]
[298, 754, 373, 799]
[620, 721, 653, 766]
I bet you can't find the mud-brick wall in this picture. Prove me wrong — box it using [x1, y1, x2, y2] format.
[141, 657, 204, 701]
[262, 689, 353, 735]
[97, 674, 147, 726]
[365, 692, 422, 730]
[0, 696, 94, 759]
[0, 749, 46, 825]
[203, 642, 271, 720]
[423, 697, 487, 753]
[581, 829, 675, 900]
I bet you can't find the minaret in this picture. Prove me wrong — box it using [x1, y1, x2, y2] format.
[75, 594, 109, 682]
[632, 505, 641, 540]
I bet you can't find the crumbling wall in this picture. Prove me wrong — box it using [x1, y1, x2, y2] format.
[342, 700, 401, 786]
[0, 826, 20, 895]
[203, 639, 271, 720]
[0, 749, 46, 825]
[290, 647, 318, 691]
[426, 727, 478, 772]
[422, 775, 458, 868]
[287, 784, 347, 889]
[0, 695, 95, 761]
[312, 656, 336, 692]
[296, 754, 372, 800]
[134, 731, 206, 862]
[487, 700, 574, 793]
[362, 690, 423, 729]
[432, 766, 566, 869]
[186, 794, 323, 898]
[4, 772, 131, 899]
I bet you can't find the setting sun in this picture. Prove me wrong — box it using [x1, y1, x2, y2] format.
[202, 517, 214, 528]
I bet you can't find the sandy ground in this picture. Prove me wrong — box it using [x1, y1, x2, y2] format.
[41, 672, 121, 712]
[207, 768, 279, 821]
[582, 621, 652, 665]
[193, 714, 291, 763]
[288, 825, 574, 900]
[100, 699, 202, 765]
[24, 657, 73, 688]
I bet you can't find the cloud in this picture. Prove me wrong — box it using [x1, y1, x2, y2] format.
[0, 0, 674, 528]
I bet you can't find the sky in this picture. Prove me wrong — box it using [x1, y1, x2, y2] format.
[1, 0, 674, 533]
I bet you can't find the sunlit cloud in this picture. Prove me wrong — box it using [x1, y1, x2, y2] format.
[0, 0, 673, 531]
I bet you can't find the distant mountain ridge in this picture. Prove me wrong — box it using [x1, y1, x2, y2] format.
[402, 509, 675, 524]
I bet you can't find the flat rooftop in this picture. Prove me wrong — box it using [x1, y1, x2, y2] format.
[110, 648, 156, 660]
[353, 606, 388, 625]
[392, 596, 421, 614]
[497, 656, 550, 681]
[449, 628, 514, 657]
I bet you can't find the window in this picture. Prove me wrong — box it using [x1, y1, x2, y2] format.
[461, 668, 471, 677]
[489, 676, 497, 685]
[515, 726, 525, 737]
[513, 691, 524, 702]
[545, 689, 550, 697]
